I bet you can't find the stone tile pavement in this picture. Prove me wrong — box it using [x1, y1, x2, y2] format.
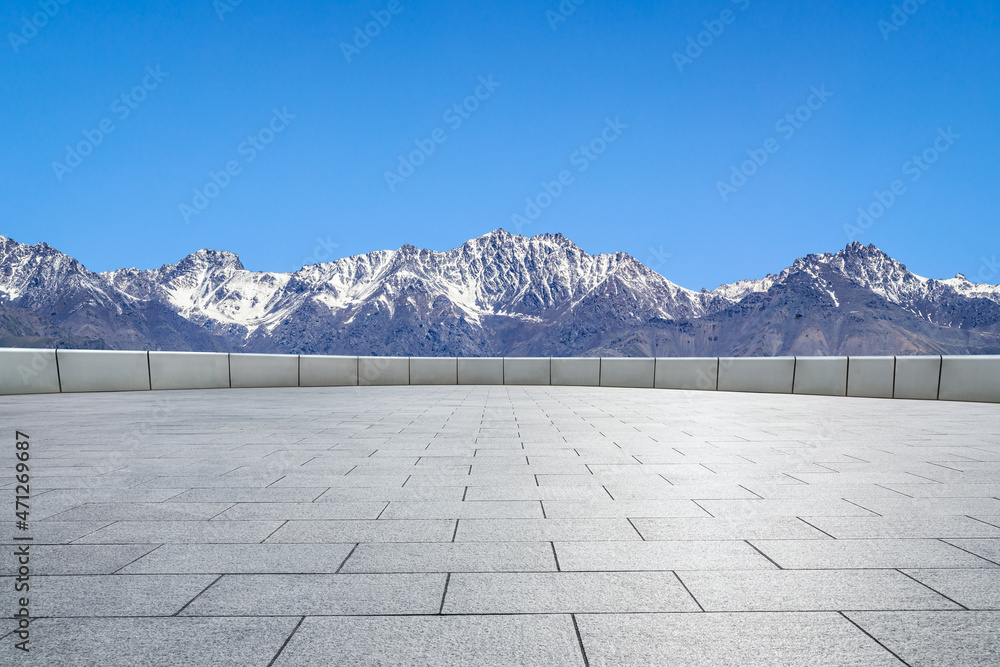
[2, 385, 999, 665]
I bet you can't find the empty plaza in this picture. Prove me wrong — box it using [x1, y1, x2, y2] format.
[3, 385, 999, 665]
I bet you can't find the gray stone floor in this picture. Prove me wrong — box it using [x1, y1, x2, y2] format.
[2, 385, 999, 666]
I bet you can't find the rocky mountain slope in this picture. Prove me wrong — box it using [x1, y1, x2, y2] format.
[1, 230, 998, 356]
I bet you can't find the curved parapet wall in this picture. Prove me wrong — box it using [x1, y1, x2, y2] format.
[939, 355, 1000, 403]
[56, 349, 150, 393]
[718, 357, 795, 394]
[0, 349, 60, 395]
[149, 351, 230, 390]
[1, 350, 998, 404]
[847, 356, 895, 398]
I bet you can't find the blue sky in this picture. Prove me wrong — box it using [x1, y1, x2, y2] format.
[2, 0, 998, 290]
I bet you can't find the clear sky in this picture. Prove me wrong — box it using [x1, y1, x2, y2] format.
[2, 0, 998, 290]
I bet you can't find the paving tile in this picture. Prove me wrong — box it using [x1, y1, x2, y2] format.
[211, 501, 386, 520]
[20, 617, 299, 666]
[455, 518, 641, 542]
[788, 472, 941, 485]
[164, 487, 329, 503]
[442, 571, 699, 613]
[554, 540, 776, 571]
[180, 573, 445, 615]
[585, 463, 711, 479]
[678, 569, 960, 611]
[630, 517, 829, 541]
[139, 475, 285, 488]
[43, 503, 233, 522]
[576, 612, 904, 666]
[846, 611, 1000, 666]
[24, 574, 217, 616]
[738, 484, 909, 499]
[541, 499, 710, 519]
[928, 461, 1000, 473]
[802, 516, 1000, 539]
[404, 474, 539, 487]
[119, 543, 356, 574]
[535, 474, 619, 486]
[266, 519, 457, 543]
[463, 485, 612, 501]
[270, 473, 411, 487]
[878, 483, 1000, 498]
[943, 538, 1000, 564]
[314, 485, 466, 502]
[602, 483, 758, 500]
[751, 539, 1000, 569]
[674, 470, 810, 486]
[379, 500, 543, 519]
[29, 488, 184, 519]
[29, 474, 158, 490]
[341, 542, 557, 573]
[355, 464, 472, 475]
[73, 520, 284, 544]
[0, 544, 157, 575]
[2, 521, 113, 545]
[845, 497, 1000, 516]
[695, 498, 879, 517]
[901, 569, 1000, 609]
[271, 615, 585, 667]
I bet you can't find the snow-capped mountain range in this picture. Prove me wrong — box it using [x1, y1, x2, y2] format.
[2, 229, 999, 356]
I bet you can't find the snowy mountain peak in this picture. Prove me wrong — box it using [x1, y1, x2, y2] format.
[2, 231, 999, 356]
[172, 248, 245, 273]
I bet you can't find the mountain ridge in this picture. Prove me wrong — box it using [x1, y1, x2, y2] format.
[2, 230, 999, 356]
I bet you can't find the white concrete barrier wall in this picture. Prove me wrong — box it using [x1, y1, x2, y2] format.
[893, 356, 941, 400]
[458, 357, 504, 385]
[551, 357, 600, 387]
[793, 357, 848, 396]
[0, 348, 60, 395]
[601, 357, 655, 388]
[299, 355, 358, 387]
[718, 357, 795, 394]
[56, 350, 150, 393]
[230, 353, 298, 388]
[2, 349, 999, 404]
[847, 356, 895, 399]
[504, 357, 550, 386]
[938, 355, 1000, 403]
[358, 357, 409, 386]
[654, 358, 718, 391]
[149, 351, 230, 390]
[409, 357, 457, 385]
